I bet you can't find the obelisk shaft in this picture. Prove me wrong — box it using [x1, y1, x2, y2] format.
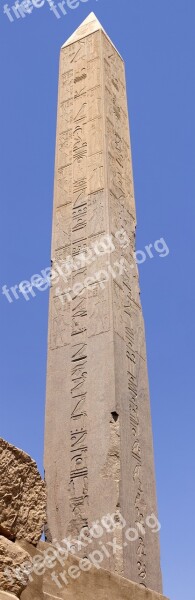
[44, 14, 162, 593]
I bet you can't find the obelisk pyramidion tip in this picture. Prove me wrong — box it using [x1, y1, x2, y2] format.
[61, 11, 123, 59]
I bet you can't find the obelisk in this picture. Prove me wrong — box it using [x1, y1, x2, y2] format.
[44, 13, 162, 593]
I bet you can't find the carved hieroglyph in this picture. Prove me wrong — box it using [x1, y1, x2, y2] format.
[44, 12, 162, 594]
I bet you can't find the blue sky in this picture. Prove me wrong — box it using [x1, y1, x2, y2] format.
[0, 1, 195, 598]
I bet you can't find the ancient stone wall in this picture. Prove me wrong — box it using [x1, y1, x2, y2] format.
[0, 439, 46, 598]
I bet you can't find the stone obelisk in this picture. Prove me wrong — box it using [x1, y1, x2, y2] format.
[44, 13, 162, 593]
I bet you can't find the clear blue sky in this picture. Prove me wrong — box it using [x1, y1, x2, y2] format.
[0, 1, 195, 599]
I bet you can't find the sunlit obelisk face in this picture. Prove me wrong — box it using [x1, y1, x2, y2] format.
[44, 13, 162, 594]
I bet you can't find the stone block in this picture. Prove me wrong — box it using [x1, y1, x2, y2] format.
[20, 541, 169, 600]
[0, 537, 31, 597]
[0, 438, 46, 544]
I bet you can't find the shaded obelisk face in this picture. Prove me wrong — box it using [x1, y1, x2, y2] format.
[44, 13, 162, 594]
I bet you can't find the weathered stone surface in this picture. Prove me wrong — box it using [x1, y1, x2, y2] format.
[0, 593, 19, 600]
[0, 537, 31, 597]
[20, 541, 169, 600]
[0, 439, 46, 544]
[18, 541, 44, 600]
[44, 11, 162, 594]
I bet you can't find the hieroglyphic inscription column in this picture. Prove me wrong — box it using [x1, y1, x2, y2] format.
[44, 13, 162, 594]
[102, 32, 163, 591]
